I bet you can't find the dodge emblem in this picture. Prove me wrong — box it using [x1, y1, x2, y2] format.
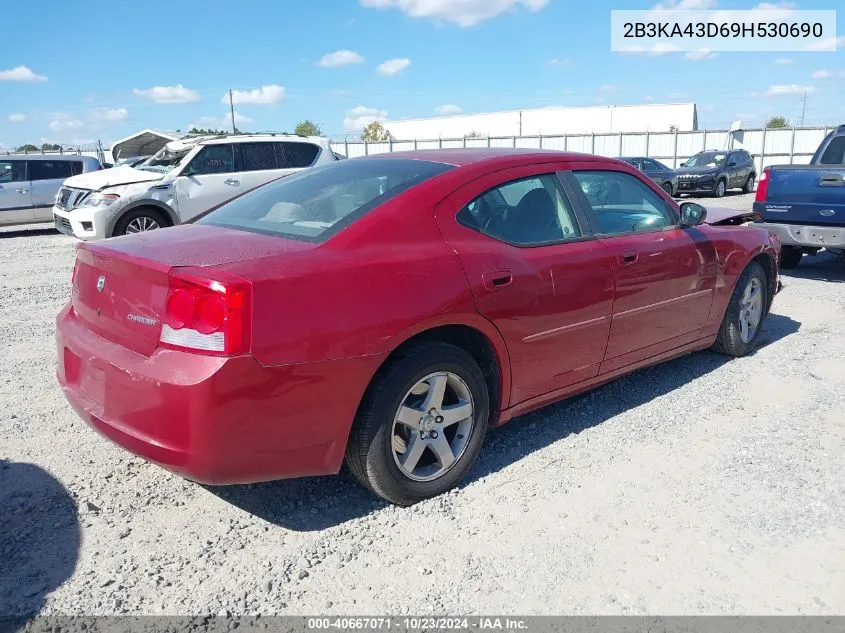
[96, 275, 105, 292]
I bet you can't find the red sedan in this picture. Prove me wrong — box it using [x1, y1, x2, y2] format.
[56, 149, 781, 505]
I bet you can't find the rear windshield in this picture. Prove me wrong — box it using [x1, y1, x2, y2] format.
[196, 158, 453, 241]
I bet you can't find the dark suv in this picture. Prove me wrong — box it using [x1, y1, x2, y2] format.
[675, 149, 756, 198]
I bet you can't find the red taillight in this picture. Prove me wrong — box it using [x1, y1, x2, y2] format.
[755, 167, 770, 202]
[159, 268, 251, 356]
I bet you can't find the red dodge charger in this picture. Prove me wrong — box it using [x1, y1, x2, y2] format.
[56, 149, 781, 505]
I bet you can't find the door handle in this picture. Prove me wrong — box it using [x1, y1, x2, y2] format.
[481, 269, 513, 291]
[619, 250, 638, 265]
[16, 189, 28, 194]
[224, 178, 240, 186]
[820, 174, 844, 186]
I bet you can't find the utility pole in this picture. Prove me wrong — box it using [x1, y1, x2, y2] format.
[229, 89, 237, 134]
[518, 111, 523, 136]
[799, 90, 808, 127]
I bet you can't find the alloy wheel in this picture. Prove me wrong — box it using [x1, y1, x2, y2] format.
[126, 216, 161, 233]
[391, 371, 474, 482]
[738, 277, 763, 343]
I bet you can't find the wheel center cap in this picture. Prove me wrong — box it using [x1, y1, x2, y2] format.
[421, 414, 436, 432]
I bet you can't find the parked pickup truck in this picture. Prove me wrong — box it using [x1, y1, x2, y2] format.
[754, 125, 845, 268]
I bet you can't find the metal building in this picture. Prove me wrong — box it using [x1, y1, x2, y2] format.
[384, 103, 698, 139]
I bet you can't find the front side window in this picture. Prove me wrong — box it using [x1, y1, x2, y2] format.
[197, 158, 451, 241]
[70, 161, 84, 176]
[573, 170, 675, 236]
[29, 160, 74, 181]
[457, 174, 581, 246]
[642, 158, 663, 171]
[278, 142, 321, 168]
[0, 160, 26, 183]
[239, 142, 279, 171]
[185, 145, 234, 175]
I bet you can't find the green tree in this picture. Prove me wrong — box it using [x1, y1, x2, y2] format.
[41, 143, 60, 151]
[188, 127, 228, 135]
[360, 121, 392, 142]
[295, 120, 323, 136]
[466, 131, 485, 138]
[16, 143, 38, 152]
[765, 116, 790, 129]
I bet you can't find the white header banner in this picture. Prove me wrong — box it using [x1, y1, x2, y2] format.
[611, 9, 837, 53]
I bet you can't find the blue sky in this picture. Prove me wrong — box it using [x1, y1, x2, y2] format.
[1, 0, 843, 148]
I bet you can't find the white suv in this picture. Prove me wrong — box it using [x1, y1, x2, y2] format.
[52, 134, 336, 240]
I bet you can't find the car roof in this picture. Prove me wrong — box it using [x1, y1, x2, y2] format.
[164, 134, 328, 152]
[364, 148, 620, 168]
[2, 154, 99, 162]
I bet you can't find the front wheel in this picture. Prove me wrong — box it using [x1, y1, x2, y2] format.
[712, 261, 768, 357]
[112, 207, 169, 237]
[662, 182, 674, 196]
[714, 179, 726, 198]
[346, 341, 489, 506]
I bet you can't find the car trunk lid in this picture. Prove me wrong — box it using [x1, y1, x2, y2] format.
[759, 165, 845, 226]
[71, 224, 316, 356]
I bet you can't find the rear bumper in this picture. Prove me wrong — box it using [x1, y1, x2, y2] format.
[56, 303, 382, 484]
[754, 221, 845, 249]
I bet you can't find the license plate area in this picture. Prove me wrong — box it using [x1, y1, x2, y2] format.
[792, 226, 841, 246]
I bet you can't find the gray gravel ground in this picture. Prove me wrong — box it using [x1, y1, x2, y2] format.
[1, 192, 844, 616]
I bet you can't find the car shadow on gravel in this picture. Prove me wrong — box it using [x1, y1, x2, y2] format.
[207, 313, 800, 531]
[781, 252, 845, 283]
[0, 228, 60, 239]
[0, 460, 80, 625]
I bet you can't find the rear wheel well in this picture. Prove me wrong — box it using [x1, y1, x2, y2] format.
[752, 252, 777, 314]
[381, 325, 503, 422]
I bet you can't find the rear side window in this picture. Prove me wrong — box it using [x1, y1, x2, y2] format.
[185, 145, 235, 175]
[277, 142, 320, 168]
[457, 174, 581, 246]
[0, 160, 26, 182]
[29, 160, 75, 181]
[197, 158, 452, 242]
[819, 136, 845, 165]
[642, 159, 663, 171]
[239, 142, 279, 171]
[70, 161, 84, 176]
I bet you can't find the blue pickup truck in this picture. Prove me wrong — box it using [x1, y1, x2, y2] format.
[754, 125, 845, 268]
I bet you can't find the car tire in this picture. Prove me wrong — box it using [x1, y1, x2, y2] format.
[743, 174, 756, 194]
[711, 261, 768, 357]
[346, 341, 490, 506]
[714, 179, 727, 198]
[779, 246, 803, 269]
[662, 182, 674, 196]
[112, 207, 169, 237]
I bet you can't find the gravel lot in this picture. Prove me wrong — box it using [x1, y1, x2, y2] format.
[2, 192, 844, 617]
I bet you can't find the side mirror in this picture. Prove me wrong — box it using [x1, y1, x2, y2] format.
[679, 161, 686, 167]
[680, 202, 707, 227]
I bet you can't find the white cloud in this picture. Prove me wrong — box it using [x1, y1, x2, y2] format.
[805, 36, 845, 51]
[598, 84, 620, 94]
[359, 0, 549, 27]
[343, 105, 388, 131]
[812, 70, 832, 80]
[435, 104, 462, 115]
[752, 1, 796, 9]
[318, 50, 364, 67]
[0, 65, 47, 82]
[225, 84, 286, 105]
[190, 111, 253, 130]
[8, 113, 26, 123]
[644, 96, 654, 102]
[765, 84, 815, 97]
[775, 58, 794, 65]
[49, 114, 86, 133]
[89, 108, 129, 123]
[548, 57, 571, 66]
[652, 0, 715, 9]
[618, 42, 679, 56]
[669, 91, 690, 100]
[376, 58, 412, 76]
[132, 84, 200, 104]
[685, 48, 718, 61]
